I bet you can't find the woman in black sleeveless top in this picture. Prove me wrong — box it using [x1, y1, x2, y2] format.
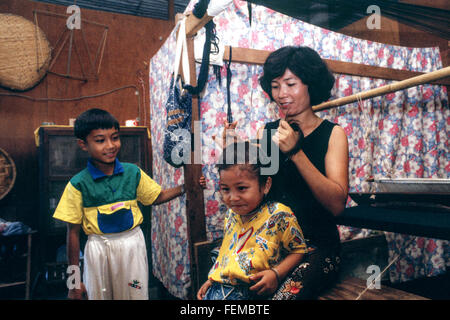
[224, 46, 349, 299]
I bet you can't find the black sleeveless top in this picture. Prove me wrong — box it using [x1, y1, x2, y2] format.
[263, 119, 340, 249]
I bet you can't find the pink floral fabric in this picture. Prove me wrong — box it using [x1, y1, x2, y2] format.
[149, 30, 191, 298]
[149, 1, 449, 297]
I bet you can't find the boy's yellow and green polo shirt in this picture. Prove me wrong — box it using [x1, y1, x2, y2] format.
[208, 201, 307, 285]
[53, 159, 161, 235]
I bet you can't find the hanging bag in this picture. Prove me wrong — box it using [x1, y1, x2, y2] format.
[163, 18, 192, 168]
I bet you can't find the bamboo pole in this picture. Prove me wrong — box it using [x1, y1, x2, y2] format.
[313, 66, 450, 112]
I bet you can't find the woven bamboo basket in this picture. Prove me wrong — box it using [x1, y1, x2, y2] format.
[0, 147, 16, 201]
[0, 13, 52, 91]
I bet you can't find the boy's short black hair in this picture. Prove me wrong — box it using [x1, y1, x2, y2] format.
[74, 108, 120, 141]
[259, 46, 335, 106]
[216, 141, 271, 186]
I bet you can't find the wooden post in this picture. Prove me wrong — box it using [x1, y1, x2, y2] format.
[182, 31, 207, 300]
[168, 0, 175, 21]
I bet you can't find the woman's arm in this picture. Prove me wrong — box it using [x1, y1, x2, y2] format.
[259, 119, 349, 216]
[262, 121, 348, 216]
[290, 125, 349, 216]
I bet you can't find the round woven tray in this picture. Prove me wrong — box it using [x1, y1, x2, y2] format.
[0, 13, 52, 91]
[0, 147, 16, 201]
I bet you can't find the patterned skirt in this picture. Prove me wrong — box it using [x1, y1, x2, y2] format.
[272, 244, 341, 300]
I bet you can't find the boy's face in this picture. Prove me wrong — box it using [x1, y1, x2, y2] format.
[78, 127, 121, 168]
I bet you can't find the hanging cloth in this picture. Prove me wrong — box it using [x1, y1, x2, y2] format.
[162, 18, 193, 168]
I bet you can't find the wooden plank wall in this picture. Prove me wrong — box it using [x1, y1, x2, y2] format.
[0, 0, 173, 228]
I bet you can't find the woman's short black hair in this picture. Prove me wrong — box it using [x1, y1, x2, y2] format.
[259, 46, 335, 106]
[74, 108, 120, 141]
[216, 141, 271, 186]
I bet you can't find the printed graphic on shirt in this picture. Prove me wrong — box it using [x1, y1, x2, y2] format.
[266, 211, 292, 236]
[97, 204, 134, 234]
[255, 235, 268, 250]
[290, 226, 305, 248]
[236, 227, 253, 254]
[128, 279, 142, 290]
[237, 250, 255, 275]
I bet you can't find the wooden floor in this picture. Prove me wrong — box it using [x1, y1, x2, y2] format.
[319, 277, 428, 300]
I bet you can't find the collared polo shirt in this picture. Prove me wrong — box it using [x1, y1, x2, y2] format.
[208, 201, 307, 285]
[53, 159, 161, 235]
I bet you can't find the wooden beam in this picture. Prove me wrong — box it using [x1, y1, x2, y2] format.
[399, 0, 450, 11]
[184, 12, 214, 37]
[325, 59, 450, 86]
[223, 46, 450, 86]
[223, 46, 268, 65]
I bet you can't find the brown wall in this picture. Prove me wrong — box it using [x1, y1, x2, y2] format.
[0, 0, 173, 228]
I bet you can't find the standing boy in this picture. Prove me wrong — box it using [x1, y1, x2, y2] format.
[53, 108, 185, 300]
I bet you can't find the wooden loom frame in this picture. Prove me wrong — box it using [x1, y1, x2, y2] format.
[176, 12, 450, 298]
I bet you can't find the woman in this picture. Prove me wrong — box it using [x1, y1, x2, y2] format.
[224, 46, 349, 299]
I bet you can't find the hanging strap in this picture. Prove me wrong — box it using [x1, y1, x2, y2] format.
[247, 1, 252, 26]
[173, 18, 190, 85]
[226, 46, 233, 123]
[183, 20, 215, 95]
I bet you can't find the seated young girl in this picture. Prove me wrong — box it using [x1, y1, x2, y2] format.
[197, 141, 307, 300]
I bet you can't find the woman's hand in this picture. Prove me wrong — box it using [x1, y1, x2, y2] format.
[272, 120, 301, 154]
[213, 121, 238, 149]
[249, 269, 279, 296]
[197, 279, 213, 300]
[223, 121, 238, 141]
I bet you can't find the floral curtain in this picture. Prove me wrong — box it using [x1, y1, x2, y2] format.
[149, 0, 449, 298]
[149, 33, 191, 298]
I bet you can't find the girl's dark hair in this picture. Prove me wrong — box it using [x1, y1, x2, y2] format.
[216, 141, 270, 186]
[259, 46, 335, 106]
[74, 108, 120, 141]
